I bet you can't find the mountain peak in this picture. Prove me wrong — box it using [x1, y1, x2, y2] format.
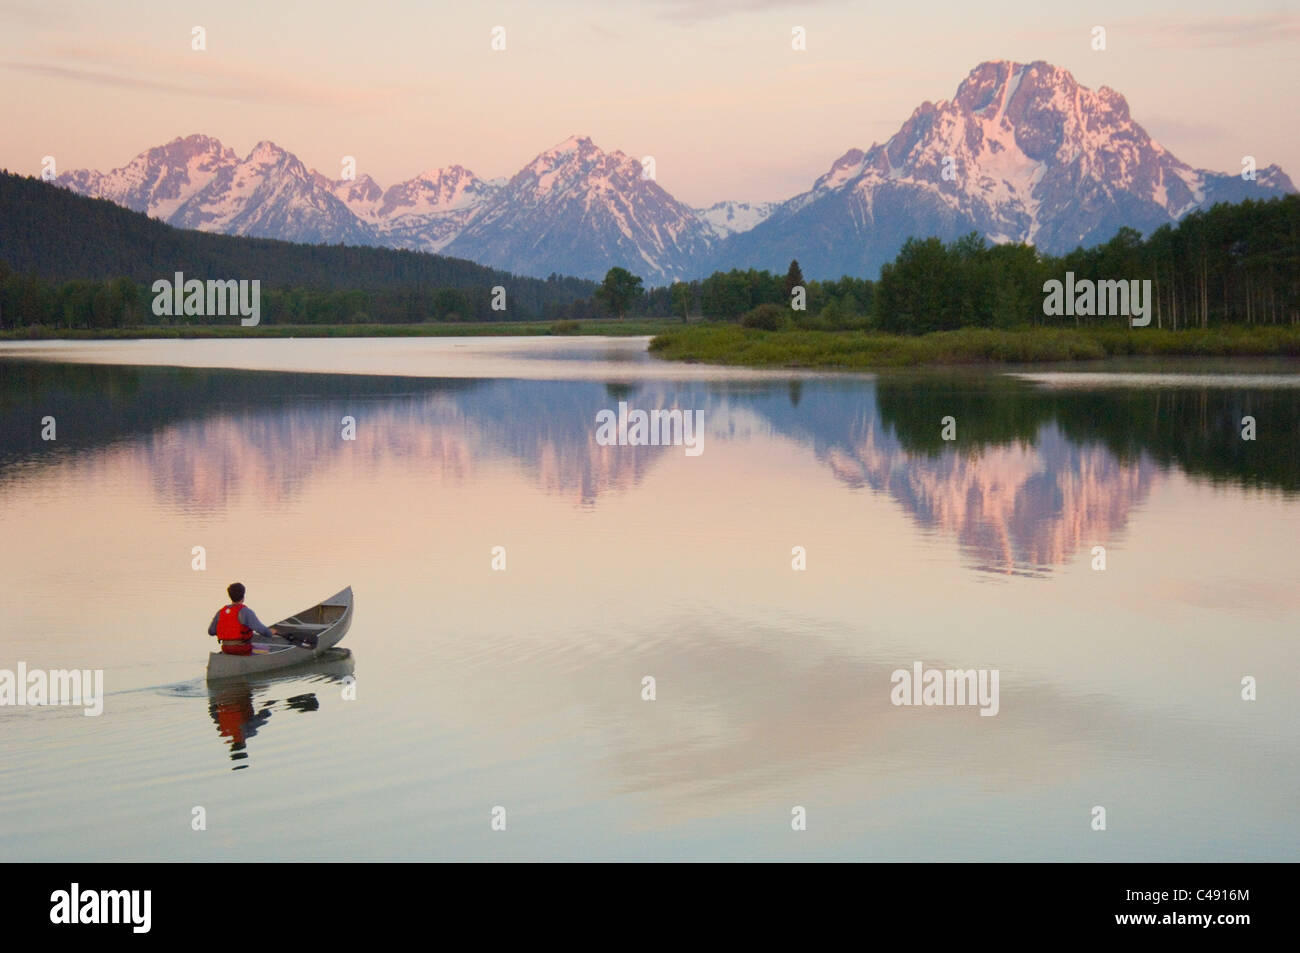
[551, 134, 596, 151]
[414, 164, 475, 184]
[247, 140, 290, 162]
[164, 133, 229, 153]
[813, 148, 868, 192]
[449, 135, 710, 281]
[717, 58, 1293, 277]
[52, 62, 1295, 283]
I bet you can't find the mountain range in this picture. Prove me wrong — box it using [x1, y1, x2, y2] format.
[55, 60, 1294, 283]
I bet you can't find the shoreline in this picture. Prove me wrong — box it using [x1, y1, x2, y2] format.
[0, 318, 679, 341]
[647, 324, 1300, 369]
[5, 322, 1300, 377]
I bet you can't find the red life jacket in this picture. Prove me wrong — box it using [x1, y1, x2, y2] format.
[216, 603, 253, 643]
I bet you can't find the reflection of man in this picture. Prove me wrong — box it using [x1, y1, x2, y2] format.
[208, 582, 277, 655]
[208, 685, 271, 767]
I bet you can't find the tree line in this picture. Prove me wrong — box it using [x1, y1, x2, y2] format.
[0, 264, 620, 329]
[600, 261, 874, 328]
[2, 166, 1296, 331]
[678, 195, 1298, 332]
[0, 170, 596, 326]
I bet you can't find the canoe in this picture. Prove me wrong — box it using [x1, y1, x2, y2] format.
[206, 586, 353, 680]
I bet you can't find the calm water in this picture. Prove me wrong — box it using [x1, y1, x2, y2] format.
[0, 338, 1297, 861]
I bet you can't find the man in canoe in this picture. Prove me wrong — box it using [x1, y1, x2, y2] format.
[209, 583, 278, 655]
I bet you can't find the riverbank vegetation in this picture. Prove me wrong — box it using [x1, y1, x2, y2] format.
[646, 194, 1300, 367]
[648, 324, 1300, 368]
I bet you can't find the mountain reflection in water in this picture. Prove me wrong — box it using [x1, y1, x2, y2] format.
[1, 361, 1294, 575]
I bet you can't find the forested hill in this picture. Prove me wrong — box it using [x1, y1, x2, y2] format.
[0, 171, 595, 308]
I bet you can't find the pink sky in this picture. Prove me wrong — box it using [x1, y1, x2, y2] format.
[2, 0, 1296, 205]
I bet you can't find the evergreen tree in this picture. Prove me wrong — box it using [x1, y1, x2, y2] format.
[783, 259, 805, 300]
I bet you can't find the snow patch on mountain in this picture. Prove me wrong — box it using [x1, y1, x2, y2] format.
[695, 200, 777, 238]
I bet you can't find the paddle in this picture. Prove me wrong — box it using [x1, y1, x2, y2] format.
[272, 627, 317, 649]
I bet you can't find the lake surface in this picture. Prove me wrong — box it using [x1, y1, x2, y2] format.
[1, 338, 1297, 861]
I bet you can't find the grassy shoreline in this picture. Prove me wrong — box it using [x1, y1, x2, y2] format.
[648, 324, 1300, 369]
[0, 319, 677, 341]
[7, 321, 1300, 370]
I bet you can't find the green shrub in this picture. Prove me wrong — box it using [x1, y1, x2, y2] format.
[740, 303, 791, 331]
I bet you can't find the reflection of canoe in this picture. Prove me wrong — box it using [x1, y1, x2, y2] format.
[207, 650, 355, 768]
[206, 587, 353, 680]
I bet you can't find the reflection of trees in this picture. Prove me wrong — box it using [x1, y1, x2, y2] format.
[1052, 388, 1300, 495]
[2, 360, 1296, 569]
[0, 362, 692, 508]
[872, 375, 1300, 494]
[872, 375, 1045, 453]
[0, 360, 479, 472]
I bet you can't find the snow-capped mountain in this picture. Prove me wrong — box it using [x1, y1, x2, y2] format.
[716, 60, 1295, 277]
[695, 200, 777, 239]
[56, 134, 239, 220]
[58, 135, 373, 245]
[375, 168, 504, 254]
[443, 136, 714, 281]
[324, 166, 504, 253]
[55, 62, 1294, 281]
[317, 172, 384, 218]
[166, 140, 374, 245]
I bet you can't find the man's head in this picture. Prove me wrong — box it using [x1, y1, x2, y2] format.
[227, 582, 246, 604]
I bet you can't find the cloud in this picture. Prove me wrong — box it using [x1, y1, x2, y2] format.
[2, 42, 409, 110]
[1, 61, 194, 96]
